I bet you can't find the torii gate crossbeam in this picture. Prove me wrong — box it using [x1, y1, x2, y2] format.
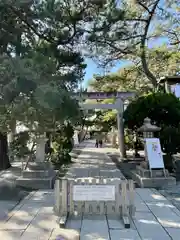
[74, 91, 135, 100]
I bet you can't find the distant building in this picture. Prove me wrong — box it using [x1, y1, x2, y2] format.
[159, 76, 180, 97]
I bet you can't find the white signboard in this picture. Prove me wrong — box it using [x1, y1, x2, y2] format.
[73, 185, 115, 201]
[145, 138, 164, 169]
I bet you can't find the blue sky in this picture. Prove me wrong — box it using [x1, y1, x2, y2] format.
[83, 59, 130, 87]
[83, 37, 168, 88]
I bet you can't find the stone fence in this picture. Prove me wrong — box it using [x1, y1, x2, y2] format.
[54, 178, 135, 228]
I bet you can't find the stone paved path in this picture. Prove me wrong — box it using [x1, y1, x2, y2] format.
[64, 140, 125, 179]
[0, 140, 180, 239]
[1, 188, 180, 239]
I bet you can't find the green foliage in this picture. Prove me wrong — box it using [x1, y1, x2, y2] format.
[90, 48, 180, 95]
[51, 123, 74, 167]
[124, 93, 180, 131]
[0, 53, 83, 133]
[147, 47, 180, 80]
[160, 126, 180, 156]
[0, 0, 113, 169]
[124, 92, 180, 158]
[85, 0, 179, 86]
[10, 131, 31, 159]
[124, 129, 143, 153]
[124, 129, 134, 150]
[160, 126, 180, 171]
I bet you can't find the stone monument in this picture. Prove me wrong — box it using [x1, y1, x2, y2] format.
[132, 118, 176, 188]
[16, 133, 56, 189]
[35, 134, 47, 162]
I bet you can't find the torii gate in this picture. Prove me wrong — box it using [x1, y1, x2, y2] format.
[74, 91, 136, 158]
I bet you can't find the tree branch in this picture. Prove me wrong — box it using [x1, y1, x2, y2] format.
[125, 18, 148, 22]
[140, 0, 161, 87]
[170, 40, 180, 46]
[9, 6, 55, 44]
[136, 1, 151, 13]
[164, 29, 180, 46]
[9, 4, 82, 46]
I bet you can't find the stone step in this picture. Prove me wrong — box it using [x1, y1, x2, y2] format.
[22, 170, 51, 178]
[16, 177, 55, 189]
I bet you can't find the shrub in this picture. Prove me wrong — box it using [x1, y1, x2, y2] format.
[124, 92, 180, 131]
[160, 126, 180, 155]
[124, 93, 180, 167]
[124, 129, 144, 151]
[160, 126, 180, 171]
[51, 123, 74, 167]
[10, 131, 31, 159]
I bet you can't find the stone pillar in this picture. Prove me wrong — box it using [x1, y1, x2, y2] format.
[115, 98, 126, 158]
[36, 134, 47, 162]
[117, 112, 126, 158]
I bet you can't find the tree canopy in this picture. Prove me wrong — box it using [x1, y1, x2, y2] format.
[85, 0, 179, 87]
[90, 46, 180, 92]
[123, 92, 180, 159]
[87, 47, 180, 130]
[124, 92, 180, 130]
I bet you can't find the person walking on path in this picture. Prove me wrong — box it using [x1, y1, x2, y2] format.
[95, 139, 99, 148]
[95, 132, 103, 148]
[99, 139, 103, 148]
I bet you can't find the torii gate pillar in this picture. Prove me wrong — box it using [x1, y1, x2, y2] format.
[116, 98, 126, 158]
[117, 113, 126, 158]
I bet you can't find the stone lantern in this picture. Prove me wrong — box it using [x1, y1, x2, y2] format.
[133, 117, 176, 187]
[138, 117, 161, 139]
[137, 118, 161, 169]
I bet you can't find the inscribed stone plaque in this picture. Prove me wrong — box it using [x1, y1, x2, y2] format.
[73, 185, 115, 201]
[145, 138, 164, 169]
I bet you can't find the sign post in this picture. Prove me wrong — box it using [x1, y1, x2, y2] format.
[144, 138, 166, 177]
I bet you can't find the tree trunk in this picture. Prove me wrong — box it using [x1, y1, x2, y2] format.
[140, 0, 160, 89]
[9, 120, 16, 143]
[0, 132, 11, 170]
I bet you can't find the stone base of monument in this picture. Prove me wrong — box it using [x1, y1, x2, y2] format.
[132, 166, 176, 188]
[16, 162, 57, 189]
